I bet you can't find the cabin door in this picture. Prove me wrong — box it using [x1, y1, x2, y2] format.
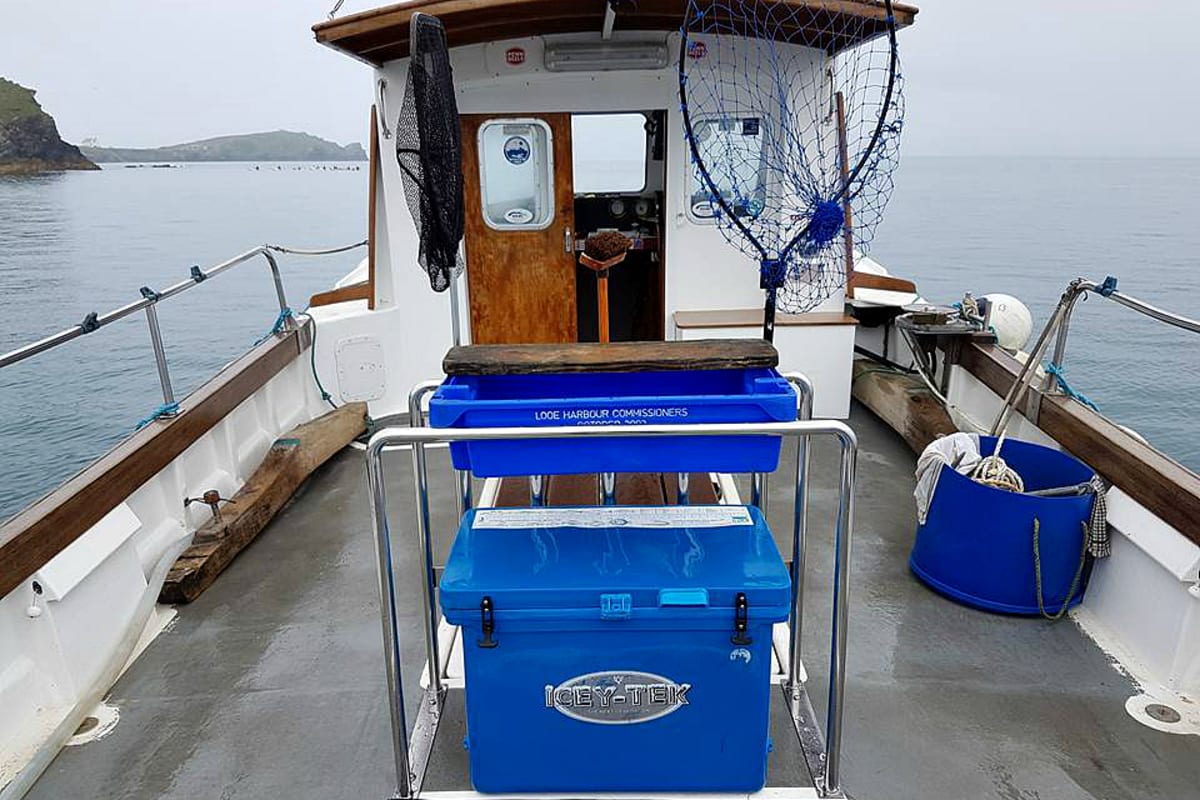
[461, 113, 577, 344]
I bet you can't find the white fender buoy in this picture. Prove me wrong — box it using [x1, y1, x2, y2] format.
[984, 293, 1033, 351]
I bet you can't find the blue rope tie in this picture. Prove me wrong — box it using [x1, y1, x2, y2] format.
[1098, 275, 1118, 297]
[1046, 363, 1099, 412]
[135, 401, 180, 430]
[254, 307, 295, 346]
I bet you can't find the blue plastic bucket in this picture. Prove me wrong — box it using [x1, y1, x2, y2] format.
[910, 437, 1096, 615]
[429, 369, 797, 477]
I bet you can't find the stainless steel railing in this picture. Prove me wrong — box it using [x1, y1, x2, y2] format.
[365, 409, 856, 798]
[991, 276, 1200, 435]
[0, 241, 366, 418]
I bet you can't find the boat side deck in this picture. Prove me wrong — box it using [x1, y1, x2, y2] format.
[26, 405, 1200, 800]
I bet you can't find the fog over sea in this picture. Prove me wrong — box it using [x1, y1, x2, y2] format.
[1, 157, 1196, 520]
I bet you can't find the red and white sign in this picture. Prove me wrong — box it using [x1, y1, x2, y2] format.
[687, 40, 707, 60]
[505, 47, 526, 66]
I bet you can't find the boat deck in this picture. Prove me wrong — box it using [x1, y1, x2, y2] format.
[26, 405, 1200, 800]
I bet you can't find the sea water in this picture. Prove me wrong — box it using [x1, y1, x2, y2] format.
[1, 158, 1197, 520]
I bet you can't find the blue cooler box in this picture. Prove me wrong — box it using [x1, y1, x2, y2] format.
[428, 369, 797, 476]
[440, 505, 791, 793]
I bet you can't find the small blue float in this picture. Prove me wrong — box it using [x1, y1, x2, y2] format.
[910, 436, 1096, 615]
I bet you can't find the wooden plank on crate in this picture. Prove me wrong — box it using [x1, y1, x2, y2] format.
[672, 309, 858, 329]
[444, 339, 778, 376]
[160, 403, 368, 603]
[957, 342, 1200, 547]
[0, 322, 312, 600]
[309, 281, 371, 308]
[851, 359, 956, 453]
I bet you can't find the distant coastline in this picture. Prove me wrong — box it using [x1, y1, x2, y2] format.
[82, 130, 366, 163]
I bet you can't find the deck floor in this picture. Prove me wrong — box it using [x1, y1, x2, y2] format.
[26, 405, 1200, 800]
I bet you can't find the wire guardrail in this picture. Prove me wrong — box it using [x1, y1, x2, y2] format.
[0, 241, 367, 423]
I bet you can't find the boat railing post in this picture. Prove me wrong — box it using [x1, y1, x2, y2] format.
[366, 438, 413, 799]
[142, 300, 177, 414]
[261, 249, 293, 328]
[782, 372, 815, 713]
[750, 472, 768, 513]
[408, 382, 446, 699]
[823, 423, 857, 797]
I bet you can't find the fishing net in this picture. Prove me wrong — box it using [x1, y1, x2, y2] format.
[396, 13, 465, 292]
[679, 0, 905, 338]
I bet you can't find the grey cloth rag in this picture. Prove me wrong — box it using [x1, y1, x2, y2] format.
[914, 432, 981, 525]
[1087, 475, 1111, 558]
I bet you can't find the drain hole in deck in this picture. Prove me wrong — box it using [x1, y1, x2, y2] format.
[1145, 703, 1182, 724]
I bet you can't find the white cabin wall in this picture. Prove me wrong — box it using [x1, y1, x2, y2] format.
[355, 33, 852, 415]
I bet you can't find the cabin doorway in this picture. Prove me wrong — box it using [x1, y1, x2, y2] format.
[460, 110, 666, 345]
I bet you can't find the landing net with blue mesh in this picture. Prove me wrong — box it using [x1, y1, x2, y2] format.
[679, 0, 905, 340]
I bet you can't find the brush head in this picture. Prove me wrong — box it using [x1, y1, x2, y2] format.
[583, 230, 632, 262]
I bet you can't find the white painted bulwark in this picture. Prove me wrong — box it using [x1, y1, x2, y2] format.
[0, 344, 328, 789]
[944, 362, 1200, 701]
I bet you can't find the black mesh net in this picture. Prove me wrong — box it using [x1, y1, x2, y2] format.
[396, 13, 465, 293]
[680, 0, 904, 326]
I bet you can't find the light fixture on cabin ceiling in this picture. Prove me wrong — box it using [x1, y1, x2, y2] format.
[543, 42, 669, 72]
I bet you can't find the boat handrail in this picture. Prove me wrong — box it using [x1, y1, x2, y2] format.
[991, 276, 1200, 436]
[0, 241, 366, 417]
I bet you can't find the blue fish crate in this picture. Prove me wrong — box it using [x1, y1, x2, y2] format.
[440, 505, 791, 793]
[428, 368, 797, 476]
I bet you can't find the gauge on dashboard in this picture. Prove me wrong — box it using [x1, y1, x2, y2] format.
[634, 198, 651, 218]
[608, 198, 627, 218]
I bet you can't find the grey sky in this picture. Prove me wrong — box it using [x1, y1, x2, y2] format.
[2, 1, 1195, 156]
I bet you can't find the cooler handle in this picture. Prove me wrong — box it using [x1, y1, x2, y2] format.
[658, 588, 710, 607]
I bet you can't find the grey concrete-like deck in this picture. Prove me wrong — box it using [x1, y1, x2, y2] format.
[26, 405, 1200, 799]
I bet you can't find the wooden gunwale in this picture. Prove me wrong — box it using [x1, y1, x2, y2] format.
[0, 321, 313, 599]
[956, 342, 1200, 547]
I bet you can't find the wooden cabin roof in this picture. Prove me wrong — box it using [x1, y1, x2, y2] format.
[313, 0, 919, 66]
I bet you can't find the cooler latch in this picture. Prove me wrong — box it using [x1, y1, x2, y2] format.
[600, 593, 633, 619]
[731, 592, 752, 645]
[479, 596, 498, 648]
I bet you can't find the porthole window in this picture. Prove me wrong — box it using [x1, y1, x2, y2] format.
[686, 116, 767, 224]
[478, 118, 555, 230]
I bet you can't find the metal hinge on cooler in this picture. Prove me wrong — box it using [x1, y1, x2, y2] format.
[478, 596, 498, 648]
[731, 592, 752, 645]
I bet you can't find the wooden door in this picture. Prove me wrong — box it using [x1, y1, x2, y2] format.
[461, 113, 577, 344]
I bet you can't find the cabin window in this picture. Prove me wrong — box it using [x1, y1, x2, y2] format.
[571, 113, 647, 194]
[686, 116, 767, 224]
[477, 118, 555, 230]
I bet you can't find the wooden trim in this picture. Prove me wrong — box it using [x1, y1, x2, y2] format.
[309, 281, 371, 308]
[444, 339, 778, 375]
[0, 322, 313, 598]
[367, 104, 379, 310]
[673, 309, 858, 329]
[313, 0, 919, 65]
[957, 342, 1200, 547]
[847, 271, 917, 298]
